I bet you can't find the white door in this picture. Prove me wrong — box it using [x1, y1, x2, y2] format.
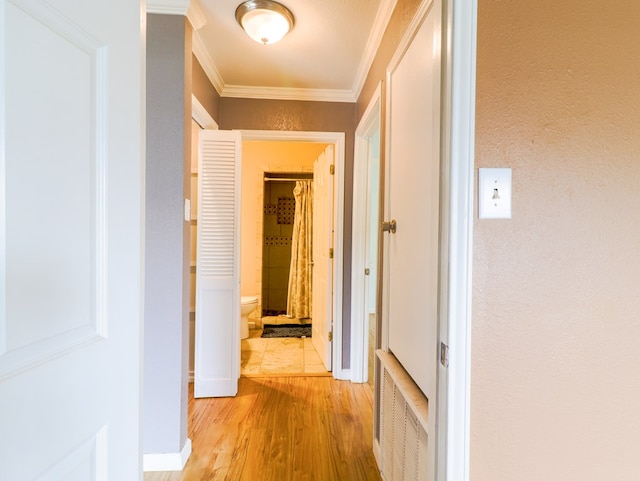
[0, 0, 144, 479]
[381, 3, 443, 480]
[194, 130, 241, 398]
[383, 0, 441, 421]
[312, 145, 334, 370]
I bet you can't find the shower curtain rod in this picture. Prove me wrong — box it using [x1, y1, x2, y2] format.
[263, 177, 314, 182]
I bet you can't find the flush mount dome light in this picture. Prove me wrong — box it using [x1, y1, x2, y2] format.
[235, 0, 294, 45]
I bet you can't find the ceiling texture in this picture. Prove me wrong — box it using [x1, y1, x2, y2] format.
[185, 0, 393, 102]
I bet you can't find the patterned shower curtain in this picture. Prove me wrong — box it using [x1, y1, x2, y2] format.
[287, 180, 313, 319]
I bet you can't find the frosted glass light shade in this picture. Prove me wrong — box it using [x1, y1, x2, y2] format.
[235, 0, 294, 45]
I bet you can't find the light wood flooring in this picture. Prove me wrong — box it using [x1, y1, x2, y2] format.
[145, 377, 382, 481]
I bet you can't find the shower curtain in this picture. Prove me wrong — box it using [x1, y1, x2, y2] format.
[287, 180, 313, 319]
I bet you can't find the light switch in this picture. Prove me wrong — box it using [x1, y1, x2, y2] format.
[478, 168, 511, 219]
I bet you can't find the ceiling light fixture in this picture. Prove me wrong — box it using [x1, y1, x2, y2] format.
[235, 0, 294, 45]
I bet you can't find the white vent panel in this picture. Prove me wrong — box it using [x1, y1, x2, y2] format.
[377, 350, 429, 481]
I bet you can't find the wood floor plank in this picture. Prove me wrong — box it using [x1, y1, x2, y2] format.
[145, 377, 382, 481]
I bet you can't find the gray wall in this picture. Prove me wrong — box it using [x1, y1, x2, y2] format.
[143, 13, 191, 455]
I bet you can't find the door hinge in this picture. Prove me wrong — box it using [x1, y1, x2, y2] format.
[440, 342, 449, 368]
[382, 219, 397, 234]
[329, 164, 335, 175]
[328, 331, 333, 342]
[329, 247, 334, 259]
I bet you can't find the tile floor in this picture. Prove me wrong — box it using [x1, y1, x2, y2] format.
[241, 325, 330, 377]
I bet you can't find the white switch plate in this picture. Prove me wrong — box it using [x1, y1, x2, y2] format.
[478, 168, 511, 219]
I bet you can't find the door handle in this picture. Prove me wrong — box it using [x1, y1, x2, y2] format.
[382, 219, 397, 234]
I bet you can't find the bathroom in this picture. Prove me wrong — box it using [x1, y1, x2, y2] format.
[239, 140, 329, 375]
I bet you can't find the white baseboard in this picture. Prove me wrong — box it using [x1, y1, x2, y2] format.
[143, 438, 192, 472]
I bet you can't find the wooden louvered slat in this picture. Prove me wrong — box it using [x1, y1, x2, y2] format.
[404, 409, 420, 481]
[382, 368, 395, 479]
[417, 425, 428, 481]
[392, 392, 407, 480]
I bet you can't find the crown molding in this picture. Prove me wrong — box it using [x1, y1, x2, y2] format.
[221, 85, 356, 103]
[187, 0, 207, 31]
[192, 31, 224, 95]
[351, 0, 398, 100]
[192, 95, 218, 129]
[146, 0, 190, 15]
[188, 0, 398, 103]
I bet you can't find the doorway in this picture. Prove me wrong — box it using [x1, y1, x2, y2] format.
[239, 130, 348, 379]
[194, 131, 345, 386]
[261, 175, 307, 318]
[351, 84, 382, 385]
[240, 142, 335, 376]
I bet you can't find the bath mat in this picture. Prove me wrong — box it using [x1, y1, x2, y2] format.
[261, 324, 312, 339]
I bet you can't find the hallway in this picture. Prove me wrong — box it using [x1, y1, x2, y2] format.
[145, 377, 382, 481]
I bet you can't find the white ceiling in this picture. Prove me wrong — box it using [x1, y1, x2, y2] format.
[190, 0, 393, 102]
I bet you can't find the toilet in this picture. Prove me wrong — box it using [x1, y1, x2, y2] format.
[240, 295, 259, 340]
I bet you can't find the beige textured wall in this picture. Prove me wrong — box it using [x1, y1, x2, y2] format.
[472, 1, 640, 479]
[240, 141, 328, 303]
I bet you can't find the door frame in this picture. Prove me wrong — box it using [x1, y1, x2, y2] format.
[437, 0, 477, 480]
[239, 129, 347, 380]
[350, 82, 382, 383]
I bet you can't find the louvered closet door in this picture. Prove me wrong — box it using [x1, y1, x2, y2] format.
[194, 130, 241, 398]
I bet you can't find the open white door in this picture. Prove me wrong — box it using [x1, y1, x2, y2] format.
[312, 145, 334, 370]
[0, 0, 144, 478]
[194, 130, 241, 398]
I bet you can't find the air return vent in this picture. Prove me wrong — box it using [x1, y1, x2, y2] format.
[376, 350, 428, 481]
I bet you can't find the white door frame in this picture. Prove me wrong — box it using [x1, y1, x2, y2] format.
[437, 0, 477, 480]
[239, 130, 347, 380]
[350, 83, 382, 383]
